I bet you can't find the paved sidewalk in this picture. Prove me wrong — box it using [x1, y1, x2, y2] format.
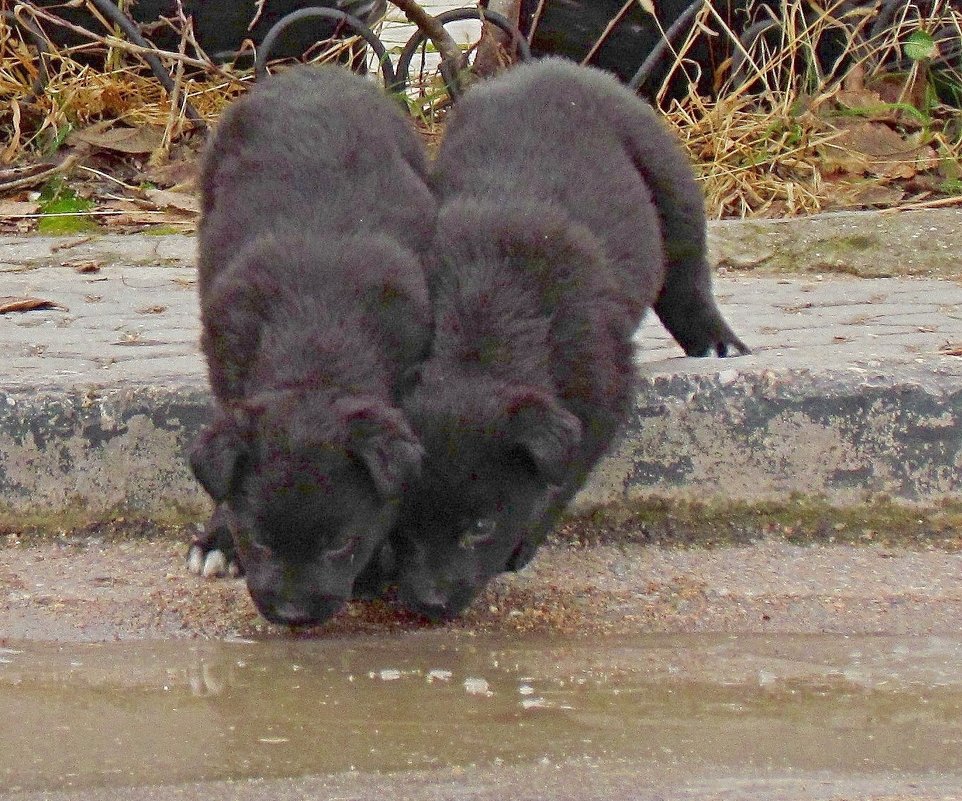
[2, 209, 962, 522]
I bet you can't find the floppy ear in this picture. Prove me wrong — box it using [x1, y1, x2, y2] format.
[335, 397, 424, 500]
[189, 407, 250, 501]
[395, 364, 423, 401]
[503, 388, 582, 486]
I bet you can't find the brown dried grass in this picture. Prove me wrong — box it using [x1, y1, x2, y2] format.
[653, 0, 962, 217]
[1, 0, 961, 218]
[0, 3, 361, 160]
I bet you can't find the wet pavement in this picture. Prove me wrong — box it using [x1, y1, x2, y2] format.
[3, 633, 962, 799]
[3, 213, 962, 798]
[3, 533, 962, 799]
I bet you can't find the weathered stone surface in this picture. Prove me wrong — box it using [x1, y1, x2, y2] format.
[709, 207, 962, 278]
[2, 214, 962, 523]
[580, 366, 962, 508]
[0, 385, 210, 518]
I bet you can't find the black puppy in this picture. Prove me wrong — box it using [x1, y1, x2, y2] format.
[188, 66, 433, 626]
[388, 58, 748, 620]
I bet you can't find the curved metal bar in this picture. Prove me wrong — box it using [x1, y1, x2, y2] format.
[86, 0, 205, 127]
[3, 8, 52, 97]
[726, 17, 782, 91]
[870, 0, 915, 42]
[627, 0, 704, 92]
[253, 7, 395, 87]
[393, 7, 532, 97]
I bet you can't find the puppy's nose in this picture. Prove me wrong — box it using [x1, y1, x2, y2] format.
[271, 601, 316, 626]
[400, 584, 455, 623]
[253, 592, 344, 626]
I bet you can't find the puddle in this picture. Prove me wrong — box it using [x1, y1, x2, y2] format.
[3, 633, 962, 793]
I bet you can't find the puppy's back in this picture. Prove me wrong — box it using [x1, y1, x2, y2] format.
[199, 67, 433, 291]
[434, 59, 746, 357]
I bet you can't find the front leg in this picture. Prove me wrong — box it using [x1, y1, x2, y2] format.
[200, 259, 272, 400]
[187, 504, 244, 579]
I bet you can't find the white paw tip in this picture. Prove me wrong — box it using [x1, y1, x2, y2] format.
[186, 545, 205, 576]
[202, 550, 229, 579]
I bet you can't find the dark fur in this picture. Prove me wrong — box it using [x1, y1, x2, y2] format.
[388, 59, 747, 620]
[190, 66, 434, 626]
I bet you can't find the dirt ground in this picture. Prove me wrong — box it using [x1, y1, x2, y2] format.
[2, 528, 961, 642]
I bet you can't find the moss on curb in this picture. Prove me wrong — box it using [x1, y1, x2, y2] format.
[0, 501, 207, 543]
[5, 495, 962, 551]
[555, 494, 962, 551]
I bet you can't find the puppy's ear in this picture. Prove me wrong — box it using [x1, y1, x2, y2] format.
[396, 364, 423, 400]
[503, 388, 582, 486]
[335, 397, 424, 500]
[189, 407, 250, 501]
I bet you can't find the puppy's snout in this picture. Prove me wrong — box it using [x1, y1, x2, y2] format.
[252, 590, 345, 627]
[402, 584, 456, 622]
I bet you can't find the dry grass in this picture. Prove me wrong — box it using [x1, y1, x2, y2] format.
[654, 0, 962, 217]
[1, 0, 961, 221]
[0, 2, 367, 162]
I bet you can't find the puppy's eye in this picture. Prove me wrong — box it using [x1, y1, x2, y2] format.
[249, 541, 272, 560]
[325, 535, 361, 563]
[458, 518, 496, 550]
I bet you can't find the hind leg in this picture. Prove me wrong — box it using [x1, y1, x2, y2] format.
[654, 256, 750, 357]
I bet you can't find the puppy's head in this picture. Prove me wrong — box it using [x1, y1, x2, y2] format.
[395, 371, 581, 620]
[190, 392, 422, 626]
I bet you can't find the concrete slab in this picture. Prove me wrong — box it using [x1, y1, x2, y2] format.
[1, 209, 961, 522]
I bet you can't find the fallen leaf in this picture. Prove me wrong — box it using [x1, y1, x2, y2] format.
[0, 200, 41, 217]
[141, 188, 200, 214]
[869, 73, 930, 116]
[66, 260, 103, 274]
[777, 302, 814, 313]
[835, 87, 885, 112]
[50, 236, 96, 252]
[143, 157, 199, 190]
[0, 163, 50, 185]
[822, 179, 906, 209]
[818, 119, 937, 179]
[69, 122, 166, 155]
[0, 296, 69, 314]
[114, 338, 167, 346]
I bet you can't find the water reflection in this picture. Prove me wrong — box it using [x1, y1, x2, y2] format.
[2, 634, 962, 792]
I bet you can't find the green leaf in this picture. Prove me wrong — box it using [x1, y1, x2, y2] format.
[904, 30, 937, 62]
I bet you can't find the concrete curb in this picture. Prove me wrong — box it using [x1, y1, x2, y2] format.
[0, 383, 209, 520]
[2, 209, 962, 525]
[581, 365, 962, 510]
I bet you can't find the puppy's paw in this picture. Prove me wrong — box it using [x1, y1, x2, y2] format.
[187, 543, 241, 579]
[187, 506, 243, 579]
[352, 542, 396, 600]
[505, 538, 540, 572]
[706, 321, 751, 358]
[655, 294, 750, 359]
[673, 315, 750, 358]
